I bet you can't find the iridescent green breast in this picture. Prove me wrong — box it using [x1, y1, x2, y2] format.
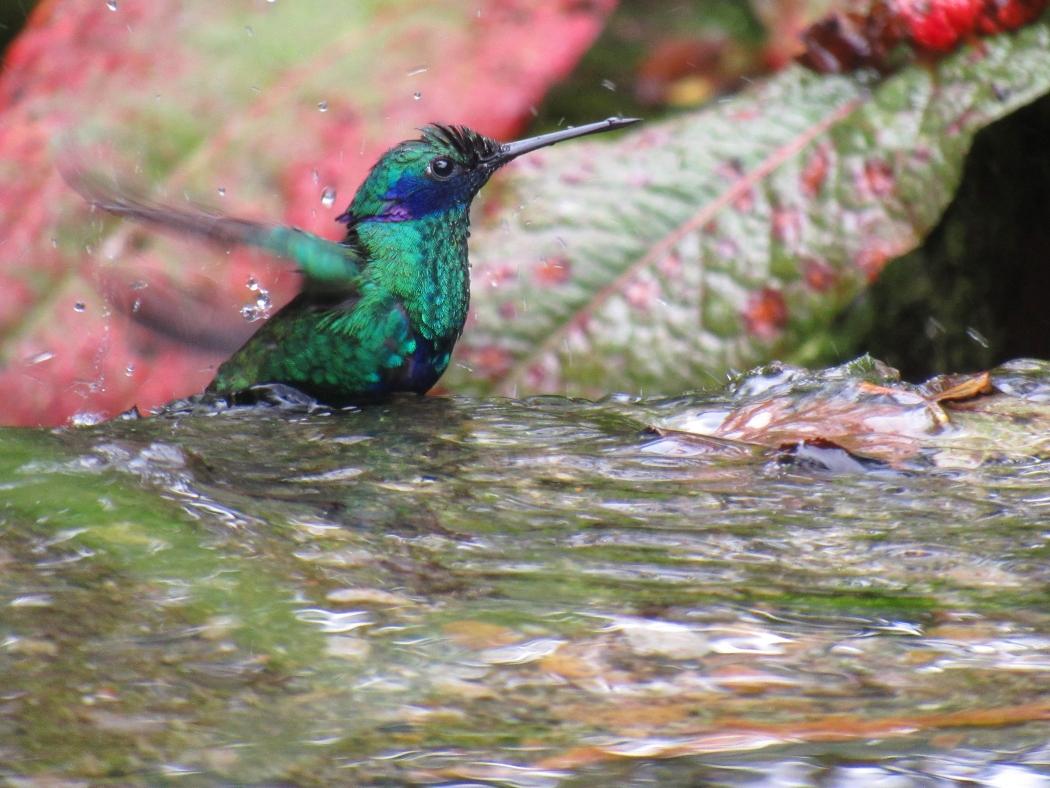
[207, 208, 472, 404]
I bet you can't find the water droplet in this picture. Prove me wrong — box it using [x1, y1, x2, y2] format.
[311, 169, 320, 184]
[26, 351, 54, 366]
[241, 277, 272, 322]
[70, 412, 106, 427]
[130, 279, 148, 290]
[50, 237, 58, 248]
[266, 0, 276, 4]
[73, 302, 86, 313]
[217, 186, 226, 197]
[245, 25, 254, 37]
[106, 0, 117, 10]
[131, 298, 142, 314]
[407, 65, 428, 76]
[966, 327, 990, 348]
[125, 364, 136, 377]
[320, 187, 336, 208]
[412, 91, 422, 101]
[317, 100, 328, 112]
[601, 79, 616, 91]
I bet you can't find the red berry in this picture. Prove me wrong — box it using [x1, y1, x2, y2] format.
[898, 0, 982, 52]
[977, 0, 1048, 34]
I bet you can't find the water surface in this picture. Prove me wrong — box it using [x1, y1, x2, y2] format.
[2, 359, 1050, 784]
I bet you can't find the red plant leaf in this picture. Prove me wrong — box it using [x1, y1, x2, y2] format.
[0, 0, 615, 426]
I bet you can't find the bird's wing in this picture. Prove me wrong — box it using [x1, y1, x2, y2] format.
[65, 168, 362, 290]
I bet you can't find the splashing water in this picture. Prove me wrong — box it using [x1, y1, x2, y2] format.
[239, 277, 272, 322]
[6, 359, 1050, 783]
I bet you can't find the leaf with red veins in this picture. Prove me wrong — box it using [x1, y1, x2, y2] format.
[454, 16, 1050, 398]
[860, 158, 897, 199]
[856, 242, 898, 282]
[533, 256, 573, 287]
[742, 288, 789, 341]
[800, 144, 831, 197]
[802, 259, 838, 293]
[772, 207, 803, 249]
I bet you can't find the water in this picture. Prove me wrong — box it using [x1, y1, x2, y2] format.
[1, 359, 1050, 783]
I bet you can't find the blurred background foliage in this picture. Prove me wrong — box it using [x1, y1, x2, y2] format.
[537, 0, 829, 126]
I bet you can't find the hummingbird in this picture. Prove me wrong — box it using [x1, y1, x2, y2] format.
[71, 117, 638, 405]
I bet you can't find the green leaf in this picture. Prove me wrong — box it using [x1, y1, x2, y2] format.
[454, 15, 1050, 396]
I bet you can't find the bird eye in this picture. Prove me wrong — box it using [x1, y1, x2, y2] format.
[428, 156, 456, 179]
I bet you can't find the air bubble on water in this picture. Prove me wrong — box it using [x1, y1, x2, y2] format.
[73, 302, 86, 313]
[321, 187, 336, 208]
[70, 412, 106, 427]
[601, 79, 616, 91]
[217, 187, 226, 197]
[407, 65, 428, 76]
[412, 91, 422, 101]
[106, 0, 117, 10]
[317, 100, 329, 112]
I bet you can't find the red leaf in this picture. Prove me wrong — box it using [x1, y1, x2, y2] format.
[0, 0, 615, 425]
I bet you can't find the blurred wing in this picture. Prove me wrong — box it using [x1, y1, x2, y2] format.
[64, 167, 362, 291]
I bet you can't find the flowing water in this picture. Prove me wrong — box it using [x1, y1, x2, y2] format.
[2, 359, 1050, 785]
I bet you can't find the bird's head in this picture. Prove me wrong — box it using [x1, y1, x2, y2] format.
[338, 117, 639, 226]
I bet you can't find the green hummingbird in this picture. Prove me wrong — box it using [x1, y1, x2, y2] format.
[72, 117, 638, 405]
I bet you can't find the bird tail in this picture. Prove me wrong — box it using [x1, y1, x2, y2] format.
[61, 164, 361, 286]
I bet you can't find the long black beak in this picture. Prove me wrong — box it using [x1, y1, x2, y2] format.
[484, 116, 640, 168]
